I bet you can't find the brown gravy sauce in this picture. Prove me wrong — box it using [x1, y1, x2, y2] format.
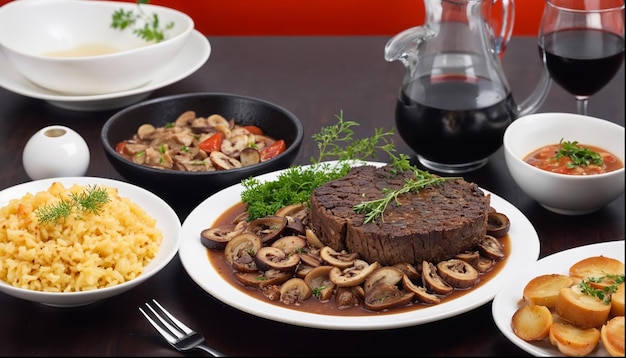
[206, 201, 510, 316]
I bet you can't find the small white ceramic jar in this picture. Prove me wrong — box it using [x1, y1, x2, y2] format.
[22, 125, 90, 180]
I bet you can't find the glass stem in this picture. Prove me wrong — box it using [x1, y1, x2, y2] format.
[576, 97, 588, 115]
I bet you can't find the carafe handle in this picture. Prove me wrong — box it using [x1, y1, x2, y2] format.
[493, 0, 515, 57]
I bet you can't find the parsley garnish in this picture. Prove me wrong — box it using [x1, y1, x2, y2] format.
[555, 139, 603, 169]
[578, 273, 625, 304]
[35, 185, 111, 224]
[111, 0, 174, 43]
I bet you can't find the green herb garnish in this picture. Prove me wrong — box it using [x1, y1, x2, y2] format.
[240, 111, 439, 222]
[312, 285, 326, 298]
[354, 169, 456, 223]
[578, 274, 625, 304]
[111, 0, 174, 43]
[555, 139, 603, 168]
[35, 185, 111, 224]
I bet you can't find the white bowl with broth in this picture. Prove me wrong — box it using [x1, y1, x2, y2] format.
[0, 177, 181, 307]
[503, 112, 625, 215]
[0, 0, 193, 95]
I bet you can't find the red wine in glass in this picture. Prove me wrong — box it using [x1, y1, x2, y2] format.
[539, 28, 625, 97]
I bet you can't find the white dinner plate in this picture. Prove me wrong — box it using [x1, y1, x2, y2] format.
[492, 240, 624, 356]
[0, 30, 210, 111]
[179, 162, 541, 330]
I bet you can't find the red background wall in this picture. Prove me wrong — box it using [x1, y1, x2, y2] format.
[0, 0, 546, 36]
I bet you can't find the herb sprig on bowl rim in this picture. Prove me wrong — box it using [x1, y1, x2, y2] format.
[240, 111, 456, 222]
[111, 0, 174, 43]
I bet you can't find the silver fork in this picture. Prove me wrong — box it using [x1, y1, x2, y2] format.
[139, 299, 226, 357]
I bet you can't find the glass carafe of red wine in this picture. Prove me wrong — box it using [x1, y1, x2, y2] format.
[385, 0, 552, 173]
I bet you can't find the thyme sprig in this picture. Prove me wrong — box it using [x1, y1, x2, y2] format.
[353, 169, 456, 223]
[578, 273, 625, 304]
[35, 185, 111, 224]
[111, 0, 174, 43]
[556, 139, 603, 169]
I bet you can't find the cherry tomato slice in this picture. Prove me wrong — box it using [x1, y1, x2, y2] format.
[243, 125, 264, 135]
[260, 139, 286, 161]
[115, 142, 126, 154]
[198, 132, 224, 153]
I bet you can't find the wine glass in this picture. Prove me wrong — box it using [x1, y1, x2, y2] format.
[538, 0, 625, 115]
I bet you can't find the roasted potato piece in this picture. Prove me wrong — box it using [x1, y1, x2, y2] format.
[511, 304, 553, 341]
[555, 286, 611, 329]
[523, 273, 574, 309]
[549, 321, 601, 357]
[569, 256, 625, 289]
[601, 316, 625, 357]
[610, 283, 625, 317]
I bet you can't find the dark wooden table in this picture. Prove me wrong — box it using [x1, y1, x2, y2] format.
[0, 36, 623, 356]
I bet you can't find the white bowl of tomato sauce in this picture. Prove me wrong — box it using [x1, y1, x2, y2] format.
[503, 112, 624, 215]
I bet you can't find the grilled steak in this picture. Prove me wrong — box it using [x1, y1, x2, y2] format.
[308, 164, 490, 266]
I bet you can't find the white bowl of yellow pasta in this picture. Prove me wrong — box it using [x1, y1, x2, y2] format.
[0, 177, 181, 307]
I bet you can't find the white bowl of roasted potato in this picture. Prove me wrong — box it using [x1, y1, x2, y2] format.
[492, 241, 625, 357]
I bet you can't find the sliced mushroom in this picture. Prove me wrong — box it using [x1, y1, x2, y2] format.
[239, 147, 261, 167]
[295, 264, 316, 278]
[436, 259, 480, 288]
[234, 269, 292, 289]
[231, 211, 249, 225]
[303, 265, 336, 301]
[320, 246, 358, 269]
[476, 256, 495, 273]
[262, 285, 281, 301]
[200, 224, 244, 250]
[298, 252, 323, 268]
[210, 151, 242, 170]
[363, 283, 415, 311]
[421, 261, 454, 295]
[244, 216, 287, 244]
[136, 124, 156, 140]
[329, 260, 380, 287]
[455, 250, 480, 268]
[364, 266, 405, 293]
[223, 232, 262, 268]
[401, 275, 441, 304]
[231, 250, 259, 273]
[487, 211, 511, 237]
[254, 246, 300, 271]
[393, 262, 421, 281]
[174, 110, 197, 127]
[279, 278, 312, 305]
[478, 235, 505, 260]
[271, 235, 307, 255]
[275, 203, 307, 220]
[207, 114, 230, 128]
[282, 216, 306, 236]
[335, 286, 363, 309]
[305, 229, 325, 249]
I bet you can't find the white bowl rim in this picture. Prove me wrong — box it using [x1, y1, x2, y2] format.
[0, 0, 194, 61]
[503, 112, 625, 180]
